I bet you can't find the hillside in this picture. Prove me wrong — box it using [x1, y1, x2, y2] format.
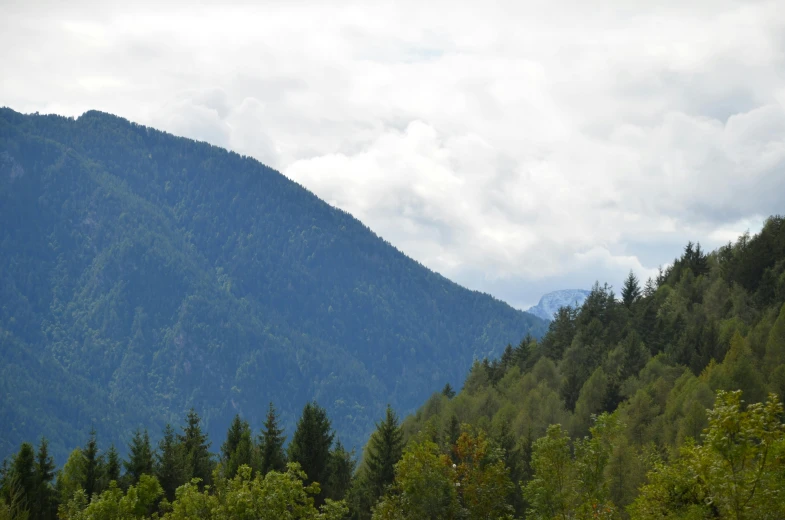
[392, 218, 785, 518]
[0, 107, 547, 462]
[526, 289, 590, 321]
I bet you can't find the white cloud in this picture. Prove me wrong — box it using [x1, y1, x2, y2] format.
[1, 0, 783, 308]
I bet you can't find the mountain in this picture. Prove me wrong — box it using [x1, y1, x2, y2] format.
[526, 289, 590, 321]
[0, 108, 547, 462]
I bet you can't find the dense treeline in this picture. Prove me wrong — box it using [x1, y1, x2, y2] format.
[3, 218, 785, 518]
[0, 402, 353, 519]
[384, 216, 785, 518]
[0, 107, 546, 461]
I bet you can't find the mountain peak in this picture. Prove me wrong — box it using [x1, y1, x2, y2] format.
[526, 289, 590, 321]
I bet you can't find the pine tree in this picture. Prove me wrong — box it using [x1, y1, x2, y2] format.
[178, 408, 213, 487]
[33, 437, 56, 520]
[621, 270, 641, 308]
[287, 401, 334, 505]
[156, 424, 187, 502]
[365, 405, 404, 501]
[643, 277, 655, 297]
[7, 443, 36, 512]
[83, 428, 101, 500]
[124, 428, 154, 485]
[441, 383, 456, 399]
[325, 440, 355, 500]
[445, 414, 461, 450]
[105, 444, 121, 484]
[259, 402, 287, 475]
[221, 414, 253, 478]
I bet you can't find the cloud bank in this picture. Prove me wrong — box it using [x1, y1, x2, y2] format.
[2, 0, 782, 308]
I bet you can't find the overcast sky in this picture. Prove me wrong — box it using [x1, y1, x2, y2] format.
[2, 0, 783, 309]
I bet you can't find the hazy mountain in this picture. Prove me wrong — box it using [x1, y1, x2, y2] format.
[0, 108, 547, 461]
[526, 289, 590, 321]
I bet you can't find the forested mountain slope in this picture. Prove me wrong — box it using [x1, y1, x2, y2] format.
[0, 107, 547, 462]
[392, 217, 785, 518]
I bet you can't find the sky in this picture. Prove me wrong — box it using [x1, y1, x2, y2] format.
[2, 0, 783, 309]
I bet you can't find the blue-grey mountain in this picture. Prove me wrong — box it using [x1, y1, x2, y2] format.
[0, 108, 547, 462]
[526, 289, 590, 321]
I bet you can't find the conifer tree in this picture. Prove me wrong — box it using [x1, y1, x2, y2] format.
[34, 437, 56, 520]
[104, 444, 121, 485]
[82, 428, 101, 500]
[156, 424, 187, 502]
[643, 277, 655, 297]
[7, 442, 36, 512]
[124, 428, 154, 485]
[259, 402, 287, 475]
[365, 405, 403, 501]
[441, 383, 456, 399]
[178, 409, 213, 487]
[288, 401, 334, 505]
[221, 414, 253, 478]
[621, 270, 641, 308]
[326, 440, 355, 501]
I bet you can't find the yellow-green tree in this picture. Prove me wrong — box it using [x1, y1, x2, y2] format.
[629, 391, 785, 519]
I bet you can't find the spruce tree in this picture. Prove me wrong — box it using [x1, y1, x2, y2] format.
[643, 277, 656, 297]
[124, 428, 154, 484]
[441, 383, 456, 399]
[221, 414, 253, 477]
[178, 409, 213, 487]
[365, 405, 403, 501]
[34, 437, 56, 520]
[325, 440, 355, 501]
[156, 424, 187, 502]
[288, 401, 334, 504]
[8, 443, 36, 512]
[83, 428, 101, 500]
[259, 402, 287, 475]
[105, 444, 121, 484]
[621, 270, 641, 308]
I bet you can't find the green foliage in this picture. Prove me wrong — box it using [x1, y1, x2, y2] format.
[629, 391, 785, 519]
[162, 464, 346, 520]
[372, 439, 461, 520]
[59, 475, 162, 520]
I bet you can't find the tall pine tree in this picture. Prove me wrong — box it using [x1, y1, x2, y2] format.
[621, 270, 641, 308]
[178, 409, 213, 487]
[104, 444, 121, 485]
[156, 424, 187, 502]
[221, 414, 254, 478]
[288, 401, 334, 505]
[33, 437, 56, 520]
[365, 405, 403, 501]
[82, 428, 101, 501]
[124, 428, 154, 485]
[259, 402, 287, 475]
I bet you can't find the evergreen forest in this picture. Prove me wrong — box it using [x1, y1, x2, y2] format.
[3, 207, 785, 517]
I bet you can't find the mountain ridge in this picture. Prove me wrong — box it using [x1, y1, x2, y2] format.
[0, 107, 547, 461]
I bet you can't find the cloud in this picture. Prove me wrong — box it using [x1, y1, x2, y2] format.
[1, 0, 783, 308]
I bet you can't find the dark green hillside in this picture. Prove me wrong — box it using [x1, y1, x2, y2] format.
[0, 107, 546, 462]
